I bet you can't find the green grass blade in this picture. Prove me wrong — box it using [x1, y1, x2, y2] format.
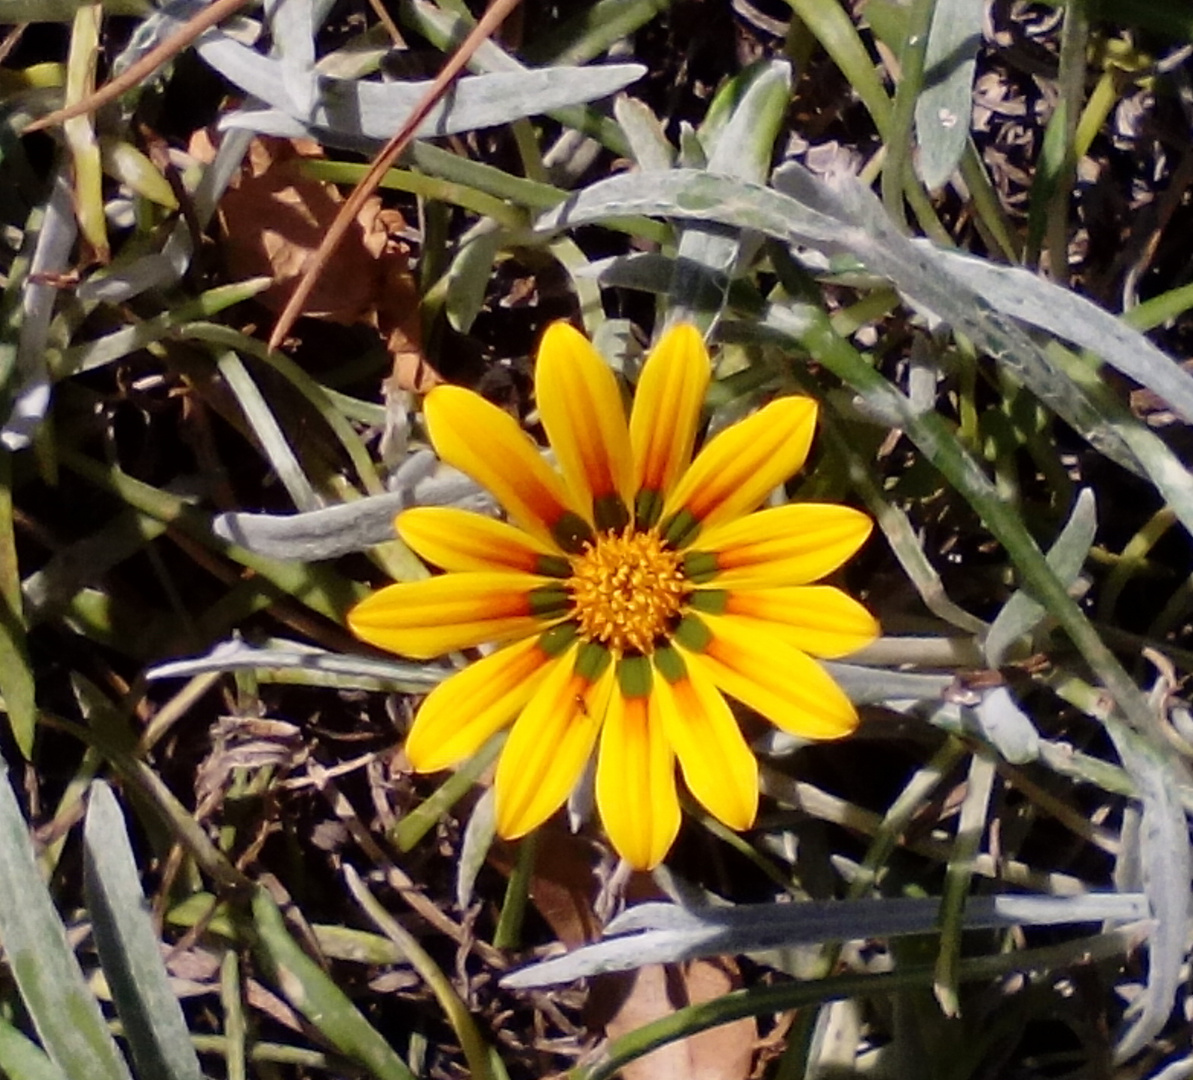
[0, 450, 34, 756]
[246, 886, 417, 1080]
[933, 751, 996, 1016]
[880, 0, 934, 228]
[214, 348, 321, 512]
[0, 1017, 70, 1080]
[573, 928, 1139, 1080]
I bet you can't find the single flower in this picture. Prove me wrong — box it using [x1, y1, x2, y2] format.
[349, 323, 878, 869]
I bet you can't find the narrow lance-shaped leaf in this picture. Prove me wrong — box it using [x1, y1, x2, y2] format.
[0, 450, 34, 757]
[0, 1016, 69, 1080]
[914, 0, 983, 190]
[1111, 740, 1193, 1062]
[247, 885, 417, 1080]
[0, 754, 132, 1080]
[186, 21, 645, 149]
[502, 893, 1151, 988]
[669, 60, 792, 328]
[985, 487, 1097, 668]
[83, 781, 205, 1080]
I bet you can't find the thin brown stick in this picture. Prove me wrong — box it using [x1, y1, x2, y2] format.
[266, 0, 524, 352]
[365, 0, 404, 47]
[22, 0, 252, 134]
[0, 24, 28, 67]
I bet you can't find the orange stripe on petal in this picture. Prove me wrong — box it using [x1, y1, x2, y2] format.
[405, 637, 555, 771]
[397, 507, 559, 574]
[536, 322, 634, 519]
[424, 385, 574, 546]
[596, 688, 680, 870]
[697, 504, 873, 587]
[664, 397, 818, 534]
[653, 662, 757, 831]
[347, 571, 548, 659]
[724, 587, 880, 659]
[684, 613, 858, 740]
[630, 324, 711, 498]
[494, 650, 613, 840]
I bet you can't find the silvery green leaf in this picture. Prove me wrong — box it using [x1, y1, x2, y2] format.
[214, 494, 406, 558]
[3, 171, 75, 451]
[613, 95, 674, 171]
[930, 244, 1193, 425]
[703, 61, 791, 183]
[191, 25, 644, 148]
[502, 893, 1150, 988]
[83, 782, 204, 1080]
[771, 166, 1140, 472]
[111, 0, 213, 77]
[823, 661, 953, 704]
[457, 789, 496, 910]
[908, 332, 941, 412]
[677, 120, 707, 169]
[670, 61, 790, 327]
[536, 166, 1145, 477]
[535, 169, 876, 269]
[971, 686, 1039, 765]
[542, 127, 604, 188]
[1111, 743, 1192, 1062]
[590, 318, 642, 377]
[445, 228, 502, 335]
[146, 638, 447, 690]
[216, 350, 320, 512]
[915, 0, 982, 190]
[267, 0, 319, 119]
[212, 453, 491, 560]
[0, 755, 133, 1080]
[586, 251, 682, 293]
[985, 488, 1096, 668]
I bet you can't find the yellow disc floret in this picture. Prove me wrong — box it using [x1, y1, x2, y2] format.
[568, 526, 689, 654]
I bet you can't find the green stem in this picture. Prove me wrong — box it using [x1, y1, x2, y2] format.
[881, 0, 935, 231]
[577, 927, 1139, 1080]
[493, 830, 537, 950]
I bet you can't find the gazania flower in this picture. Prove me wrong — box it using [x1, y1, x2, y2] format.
[349, 323, 878, 870]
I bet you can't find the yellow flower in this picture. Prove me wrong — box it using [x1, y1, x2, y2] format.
[349, 323, 878, 870]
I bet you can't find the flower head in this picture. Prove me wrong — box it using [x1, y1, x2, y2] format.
[349, 323, 878, 869]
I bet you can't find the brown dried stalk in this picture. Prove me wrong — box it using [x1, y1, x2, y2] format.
[23, 0, 253, 134]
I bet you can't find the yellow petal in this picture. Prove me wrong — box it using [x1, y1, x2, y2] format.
[693, 504, 873, 587]
[596, 686, 681, 870]
[405, 637, 555, 771]
[494, 649, 613, 839]
[653, 658, 757, 831]
[663, 397, 818, 540]
[725, 586, 880, 658]
[536, 322, 634, 526]
[630, 324, 711, 506]
[683, 613, 858, 740]
[424, 385, 576, 547]
[397, 507, 564, 575]
[347, 572, 551, 659]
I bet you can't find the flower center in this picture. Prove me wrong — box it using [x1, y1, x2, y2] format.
[568, 527, 689, 655]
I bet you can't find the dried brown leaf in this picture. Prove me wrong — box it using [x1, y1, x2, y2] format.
[596, 960, 756, 1080]
[190, 130, 436, 389]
